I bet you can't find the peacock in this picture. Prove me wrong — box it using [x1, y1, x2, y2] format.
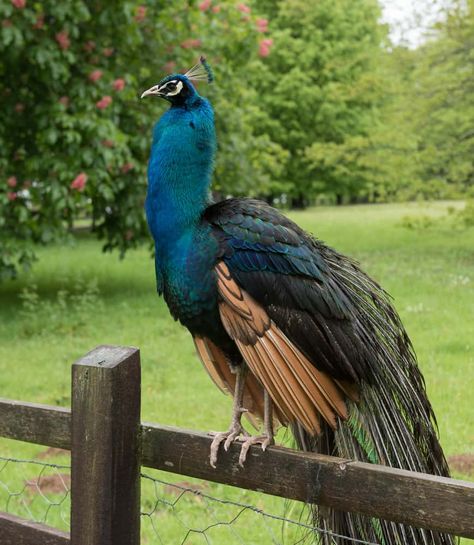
[141, 58, 455, 545]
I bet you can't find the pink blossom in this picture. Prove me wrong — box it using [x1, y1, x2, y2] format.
[103, 47, 114, 57]
[163, 61, 176, 73]
[237, 3, 251, 14]
[180, 38, 201, 49]
[101, 139, 114, 148]
[121, 163, 134, 174]
[58, 96, 69, 107]
[15, 102, 24, 113]
[7, 192, 18, 201]
[134, 5, 147, 22]
[33, 14, 44, 29]
[259, 38, 273, 57]
[199, 0, 212, 10]
[256, 18, 268, 32]
[89, 70, 103, 83]
[11, 0, 26, 8]
[55, 31, 70, 50]
[212, 5, 221, 13]
[70, 172, 87, 191]
[83, 40, 96, 53]
[7, 176, 17, 188]
[96, 96, 112, 109]
[113, 78, 126, 91]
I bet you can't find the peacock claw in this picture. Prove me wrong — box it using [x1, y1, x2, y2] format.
[209, 423, 246, 468]
[238, 434, 274, 467]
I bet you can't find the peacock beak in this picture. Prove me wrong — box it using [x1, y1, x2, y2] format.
[140, 84, 162, 99]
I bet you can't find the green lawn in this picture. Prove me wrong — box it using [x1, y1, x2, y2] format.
[0, 201, 473, 544]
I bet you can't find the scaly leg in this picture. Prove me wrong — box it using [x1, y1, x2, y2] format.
[238, 389, 275, 467]
[209, 364, 248, 468]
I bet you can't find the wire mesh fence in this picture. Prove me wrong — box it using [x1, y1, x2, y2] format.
[0, 454, 70, 531]
[140, 471, 381, 545]
[0, 453, 382, 545]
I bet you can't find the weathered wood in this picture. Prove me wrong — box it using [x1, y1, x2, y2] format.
[0, 512, 70, 545]
[0, 398, 70, 449]
[141, 423, 474, 539]
[71, 345, 141, 545]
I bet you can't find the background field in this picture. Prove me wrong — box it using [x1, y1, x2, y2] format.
[1, 201, 473, 544]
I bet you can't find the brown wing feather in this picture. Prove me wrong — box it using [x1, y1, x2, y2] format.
[193, 335, 276, 428]
[216, 262, 350, 435]
[193, 336, 231, 394]
[255, 336, 321, 432]
[264, 329, 338, 427]
[237, 342, 291, 425]
[335, 379, 360, 402]
[269, 327, 348, 420]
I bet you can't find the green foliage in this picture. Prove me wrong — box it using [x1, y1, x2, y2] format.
[0, 0, 276, 278]
[367, 0, 474, 201]
[411, 1, 474, 197]
[254, 0, 384, 205]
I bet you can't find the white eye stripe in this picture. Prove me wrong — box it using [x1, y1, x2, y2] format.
[158, 80, 183, 96]
[166, 80, 183, 96]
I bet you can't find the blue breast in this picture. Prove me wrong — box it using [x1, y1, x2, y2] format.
[145, 97, 218, 323]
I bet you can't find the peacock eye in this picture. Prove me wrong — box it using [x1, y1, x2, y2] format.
[161, 79, 183, 96]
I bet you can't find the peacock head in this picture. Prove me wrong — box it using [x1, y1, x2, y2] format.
[141, 56, 213, 106]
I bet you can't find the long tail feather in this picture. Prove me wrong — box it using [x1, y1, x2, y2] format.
[291, 249, 456, 545]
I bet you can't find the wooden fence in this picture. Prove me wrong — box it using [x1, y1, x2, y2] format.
[0, 345, 473, 545]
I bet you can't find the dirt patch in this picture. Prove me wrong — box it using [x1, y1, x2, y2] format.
[448, 454, 474, 476]
[25, 473, 70, 496]
[36, 447, 69, 460]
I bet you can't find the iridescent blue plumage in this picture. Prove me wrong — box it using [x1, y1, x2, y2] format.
[145, 74, 219, 329]
[142, 64, 454, 545]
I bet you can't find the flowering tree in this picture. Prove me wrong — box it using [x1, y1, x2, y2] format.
[0, 0, 276, 279]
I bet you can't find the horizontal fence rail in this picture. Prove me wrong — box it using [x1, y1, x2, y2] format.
[1, 397, 474, 539]
[0, 512, 70, 545]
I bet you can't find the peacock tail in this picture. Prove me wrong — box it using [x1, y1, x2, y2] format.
[292, 245, 454, 545]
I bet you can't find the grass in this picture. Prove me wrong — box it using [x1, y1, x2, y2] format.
[0, 200, 473, 544]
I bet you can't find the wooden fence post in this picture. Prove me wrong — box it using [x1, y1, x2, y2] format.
[71, 345, 141, 545]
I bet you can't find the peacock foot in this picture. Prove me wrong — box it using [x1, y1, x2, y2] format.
[238, 433, 274, 467]
[209, 419, 249, 468]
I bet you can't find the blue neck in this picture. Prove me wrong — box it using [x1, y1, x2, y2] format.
[145, 96, 216, 254]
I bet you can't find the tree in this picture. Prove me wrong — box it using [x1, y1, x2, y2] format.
[411, 0, 474, 198]
[253, 0, 384, 205]
[0, 0, 280, 279]
[364, 0, 474, 201]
